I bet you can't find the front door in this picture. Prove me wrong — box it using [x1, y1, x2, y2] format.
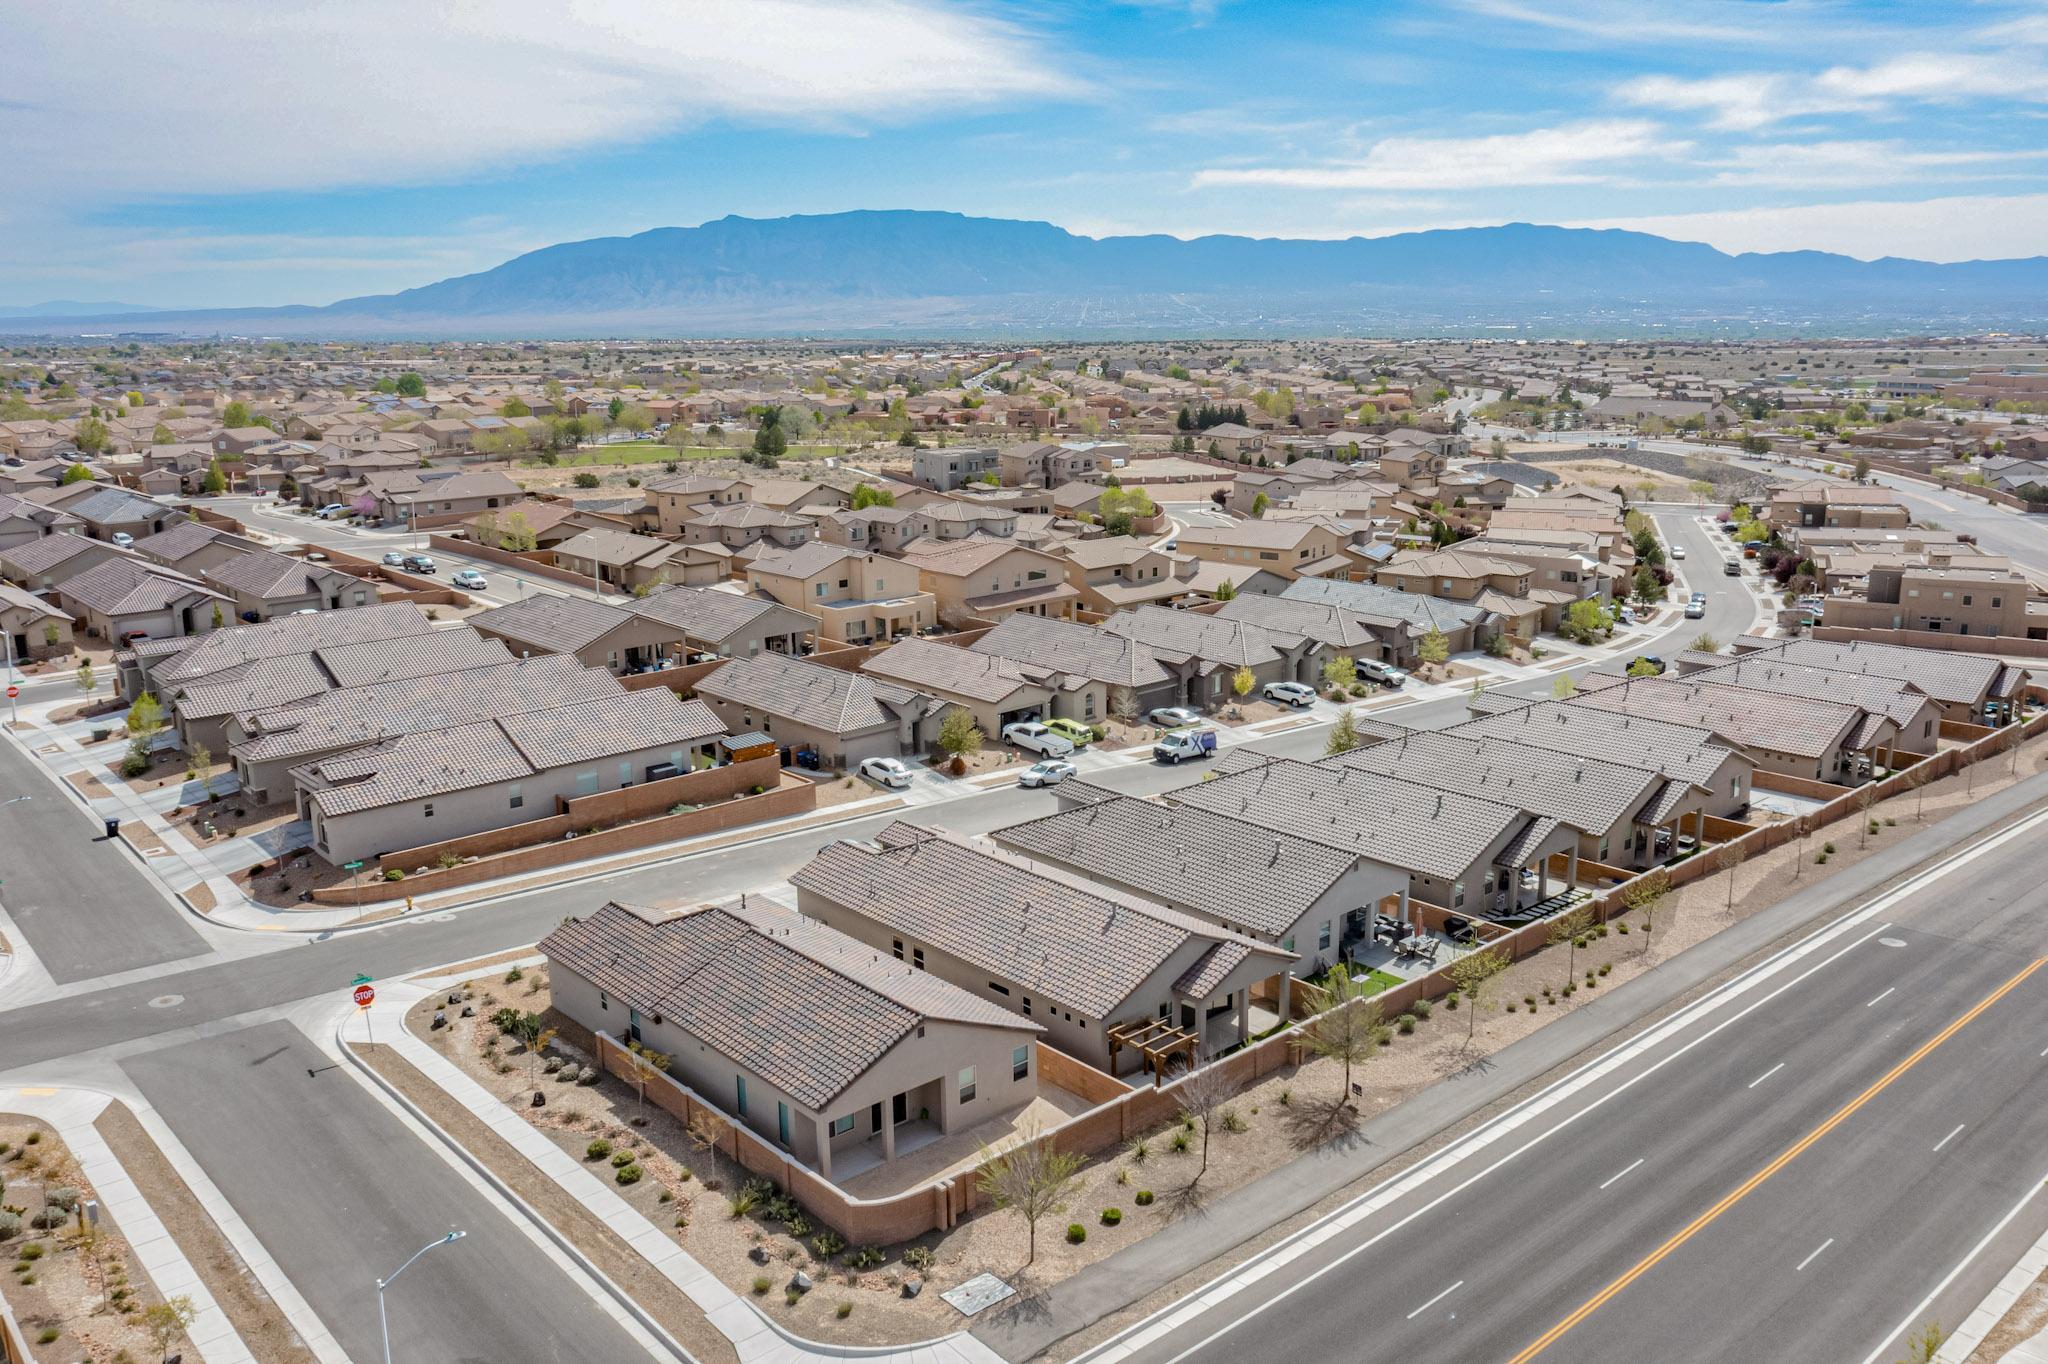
[869, 1102, 883, 1135]
[626, 1008, 642, 1045]
[892, 1092, 908, 1125]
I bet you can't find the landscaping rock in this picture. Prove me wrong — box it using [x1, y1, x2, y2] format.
[789, 1271, 812, 1294]
[749, 1246, 770, 1265]
[902, 1278, 922, 1298]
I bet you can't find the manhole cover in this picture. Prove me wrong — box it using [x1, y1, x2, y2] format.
[941, 1272, 1016, 1316]
[1879, 937, 1908, 948]
[148, 994, 184, 1008]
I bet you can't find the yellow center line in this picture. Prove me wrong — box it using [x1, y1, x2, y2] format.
[1507, 955, 2048, 1364]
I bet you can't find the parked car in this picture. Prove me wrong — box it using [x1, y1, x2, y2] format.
[1722, 560, 1742, 576]
[1670, 546, 1686, 560]
[381, 551, 408, 567]
[1262, 680, 1317, 707]
[1153, 728, 1218, 764]
[1018, 759, 1079, 788]
[401, 554, 436, 574]
[1358, 659, 1409, 688]
[1684, 600, 1706, 619]
[1001, 721, 1075, 758]
[451, 568, 488, 590]
[1148, 706, 1202, 728]
[856, 757, 914, 789]
[1042, 718, 1096, 748]
[110, 532, 134, 548]
[315, 504, 349, 519]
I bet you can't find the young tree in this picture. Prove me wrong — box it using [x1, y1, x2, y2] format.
[201, 458, 227, 494]
[1621, 868, 1672, 935]
[501, 511, 538, 553]
[472, 510, 500, 548]
[222, 399, 252, 427]
[977, 1133, 1084, 1266]
[1633, 479, 1658, 503]
[1632, 563, 1665, 605]
[1212, 578, 1236, 602]
[1686, 479, 1715, 504]
[1547, 906, 1594, 990]
[1721, 839, 1748, 911]
[151, 422, 177, 444]
[1418, 628, 1450, 670]
[937, 708, 983, 759]
[753, 406, 788, 462]
[142, 1295, 198, 1361]
[1626, 656, 1662, 679]
[625, 1039, 670, 1114]
[1302, 970, 1385, 1103]
[395, 371, 426, 397]
[500, 395, 531, 417]
[1325, 706, 1362, 757]
[185, 742, 211, 781]
[1231, 666, 1255, 703]
[76, 661, 95, 694]
[1110, 685, 1139, 728]
[60, 461, 94, 485]
[1447, 947, 1510, 1047]
[73, 415, 111, 454]
[1550, 674, 1577, 701]
[1172, 1063, 1238, 1179]
[1688, 632, 1720, 653]
[851, 482, 895, 510]
[1249, 491, 1269, 518]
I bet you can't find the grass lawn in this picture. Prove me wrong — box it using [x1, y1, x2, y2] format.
[1346, 966, 1407, 996]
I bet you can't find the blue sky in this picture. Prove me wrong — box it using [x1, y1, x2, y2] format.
[6, 0, 2048, 307]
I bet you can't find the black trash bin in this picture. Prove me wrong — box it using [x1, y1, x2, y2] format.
[103, 817, 120, 839]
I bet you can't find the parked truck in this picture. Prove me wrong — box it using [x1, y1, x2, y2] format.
[1153, 728, 1218, 764]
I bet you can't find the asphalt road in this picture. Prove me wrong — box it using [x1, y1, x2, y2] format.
[0, 723, 210, 983]
[1109, 815, 2048, 1364]
[123, 1020, 652, 1364]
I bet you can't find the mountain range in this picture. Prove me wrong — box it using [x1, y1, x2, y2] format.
[6, 211, 2046, 339]
[0, 299, 163, 318]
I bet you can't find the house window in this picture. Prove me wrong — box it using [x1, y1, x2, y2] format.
[599, 990, 609, 1010]
[1318, 921, 1332, 951]
[912, 947, 925, 970]
[830, 1113, 855, 1138]
[988, 981, 1011, 996]
[777, 1102, 791, 1146]
[1013, 1046, 1030, 1081]
[575, 770, 599, 795]
[423, 803, 434, 818]
[508, 784, 523, 810]
[1282, 936, 1295, 953]
[1022, 997, 1031, 1016]
[618, 760, 633, 788]
[735, 1076, 748, 1116]
[892, 938, 904, 961]
[1732, 774, 1744, 798]
[1453, 880, 1466, 907]
[959, 1067, 977, 1104]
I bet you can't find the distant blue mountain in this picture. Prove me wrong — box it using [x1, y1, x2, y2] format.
[0, 299, 163, 317]
[5, 211, 2046, 337]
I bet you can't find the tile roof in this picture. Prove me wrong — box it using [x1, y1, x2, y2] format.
[1282, 576, 1485, 631]
[1210, 594, 1384, 650]
[1564, 676, 1864, 761]
[1324, 729, 1670, 836]
[971, 614, 1170, 689]
[748, 542, 869, 580]
[792, 822, 1288, 1018]
[1175, 517, 1343, 551]
[174, 630, 515, 720]
[200, 548, 339, 599]
[1099, 605, 1289, 670]
[1451, 700, 1744, 789]
[861, 636, 1047, 703]
[630, 584, 814, 646]
[540, 899, 1036, 1112]
[0, 581, 69, 621]
[992, 794, 1369, 938]
[1, 533, 118, 579]
[149, 602, 437, 685]
[1747, 637, 2014, 707]
[697, 652, 926, 733]
[128, 521, 228, 563]
[57, 558, 222, 617]
[470, 593, 636, 654]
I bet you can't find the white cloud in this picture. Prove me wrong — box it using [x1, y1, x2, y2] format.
[1621, 51, 2048, 130]
[1192, 121, 1686, 191]
[1705, 140, 2048, 189]
[0, 0, 1080, 200]
[1565, 193, 2048, 262]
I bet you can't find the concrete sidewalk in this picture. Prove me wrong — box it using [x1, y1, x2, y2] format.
[971, 766, 2048, 1363]
[339, 980, 1006, 1364]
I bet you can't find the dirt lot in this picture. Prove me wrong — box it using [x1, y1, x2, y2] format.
[0, 1118, 179, 1363]
[1538, 457, 1704, 502]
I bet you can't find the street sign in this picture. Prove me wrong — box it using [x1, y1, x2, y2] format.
[353, 983, 376, 1007]
[5, 686, 16, 698]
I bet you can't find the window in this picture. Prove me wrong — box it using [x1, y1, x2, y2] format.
[1282, 936, 1295, 953]
[777, 1101, 790, 1146]
[618, 760, 634, 788]
[958, 1066, 977, 1104]
[1013, 1046, 1030, 1081]
[911, 946, 926, 970]
[891, 938, 904, 961]
[1318, 920, 1332, 951]
[508, 784, 523, 810]
[988, 981, 1010, 996]
[815, 582, 826, 597]
[575, 770, 599, 795]
[830, 1113, 855, 1137]
[1022, 997, 1031, 1016]
[1731, 774, 1744, 798]
[735, 1076, 748, 1116]
[1453, 880, 1466, 908]
[599, 990, 609, 1010]
[419, 801, 435, 818]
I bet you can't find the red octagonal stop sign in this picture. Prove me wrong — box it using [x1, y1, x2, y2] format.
[352, 983, 376, 1007]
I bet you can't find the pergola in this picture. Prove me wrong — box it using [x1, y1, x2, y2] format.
[1107, 1017, 1200, 1087]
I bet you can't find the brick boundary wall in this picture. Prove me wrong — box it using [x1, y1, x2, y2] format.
[1813, 624, 2048, 660]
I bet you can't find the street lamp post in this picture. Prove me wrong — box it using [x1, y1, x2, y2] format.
[377, 1230, 465, 1364]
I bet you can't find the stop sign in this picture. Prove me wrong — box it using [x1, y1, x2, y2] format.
[352, 983, 376, 1007]
[4, 686, 16, 698]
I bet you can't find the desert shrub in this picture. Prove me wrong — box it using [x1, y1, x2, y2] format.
[611, 1151, 634, 1168]
[0, 1212, 18, 1239]
[1134, 1190, 1154, 1206]
[811, 1230, 846, 1260]
[44, 1187, 78, 1212]
[586, 1138, 611, 1161]
[1100, 1208, 1122, 1226]
[1066, 1224, 1087, 1244]
[848, 1245, 885, 1270]
[836, 1301, 853, 1319]
[903, 1246, 936, 1271]
[752, 1276, 772, 1295]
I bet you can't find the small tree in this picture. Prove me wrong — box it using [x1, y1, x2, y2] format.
[41, 620, 60, 651]
[1230, 665, 1255, 703]
[1447, 947, 1510, 1047]
[502, 511, 538, 553]
[76, 661, 96, 694]
[142, 1295, 198, 1362]
[1721, 839, 1748, 910]
[210, 602, 225, 631]
[1302, 970, 1385, 1102]
[1687, 479, 1714, 504]
[1550, 674, 1577, 701]
[127, 690, 163, 744]
[1547, 906, 1594, 990]
[1621, 868, 1672, 935]
[938, 708, 983, 760]
[1212, 578, 1237, 602]
[1249, 492, 1269, 518]
[201, 458, 227, 494]
[1418, 628, 1449, 671]
[185, 742, 211, 781]
[977, 1133, 1085, 1266]
[1325, 706, 1362, 757]
[1688, 632, 1720, 653]
[625, 1039, 670, 1114]
[61, 461, 94, 485]
[1626, 656, 1662, 679]
[1320, 653, 1356, 693]
[851, 482, 895, 510]
[1172, 1063, 1237, 1179]
[1110, 685, 1139, 728]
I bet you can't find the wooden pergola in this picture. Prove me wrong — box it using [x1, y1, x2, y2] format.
[1108, 1017, 1199, 1087]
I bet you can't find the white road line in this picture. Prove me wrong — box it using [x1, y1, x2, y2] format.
[1406, 1281, 1464, 1321]
[1933, 1124, 1966, 1154]
[1599, 1158, 1645, 1190]
[1867, 987, 1896, 1008]
[2039, 1044, 2048, 1058]
[1748, 1062, 1786, 1089]
[1797, 1238, 1835, 1272]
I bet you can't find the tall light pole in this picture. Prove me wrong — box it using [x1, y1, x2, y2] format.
[377, 1230, 464, 1364]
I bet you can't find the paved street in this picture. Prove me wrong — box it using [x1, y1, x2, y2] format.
[124, 1021, 655, 1363]
[1088, 809, 2048, 1364]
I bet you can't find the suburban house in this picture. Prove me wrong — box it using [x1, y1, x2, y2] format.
[551, 529, 720, 593]
[0, 581, 74, 662]
[899, 539, 1079, 625]
[1057, 539, 1189, 613]
[123, 601, 442, 699]
[542, 898, 1043, 1181]
[627, 585, 817, 660]
[1567, 675, 1882, 784]
[0, 533, 132, 592]
[200, 549, 373, 622]
[1173, 517, 1354, 582]
[129, 522, 267, 578]
[297, 688, 728, 866]
[364, 469, 521, 527]
[0, 492, 80, 550]
[860, 636, 1056, 738]
[909, 445, 1001, 491]
[1732, 637, 2028, 729]
[693, 652, 934, 768]
[792, 822, 1296, 1071]
[24, 483, 182, 542]
[1098, 605, 1325, 707]
[1765, 481, 1911, 531]
[1374, 547, 1563, 637]
[816, 505, 939, 556]
[1209, 593, 1400, 666]
[1281, 576, 1494, 657]
[53, 558, 226, 645]
[745, 544, 934, 646]
[471, 594, 693, 674]
[677, 503, 816, 556]
[969, 613, 1175, 726]
[1819, 559, 2044, 639]
[643, 475, 749, 536]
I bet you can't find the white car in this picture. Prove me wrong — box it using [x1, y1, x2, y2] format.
[857, 757, 914, 789]
[1671, 546, 1686, 560]
[451, 568, 488, 590]
[1148, 706, 1202, 728]
[110, 532, 134, 548]
[1001, 721, 1075, 758]
[1358, 659, 1409, 688]
[1018, 759, 1078, 788]
[315, 504, 349, 519]
[1684, 600, 1706, 619]
[382, 551, 408, 567]
[1262, 680, 1316, 707]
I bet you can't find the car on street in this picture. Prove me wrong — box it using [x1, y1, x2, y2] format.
[1042, 718, 1096, 747]
[1000, 721, 1075, 757]
[1018, 759, 1079, 788]
[401, 554, 436, 574]
[1358, 659, 1409, 688]
[315, 504, 349, 519]
[1153, 728, 1218, 764]
[856, 756, 914, 789]
[1723, 559, 1742, 576]
[451, 568, 488, 590]
[1670, 546, 1686, 559]
[1262, 680, 1317, 707]
[382, 551, 408, 567]
[1684, 600, 1706, 619]
[1148, 706, 1202, 728]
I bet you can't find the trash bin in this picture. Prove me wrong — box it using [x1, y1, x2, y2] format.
[103, 817, 120, 839]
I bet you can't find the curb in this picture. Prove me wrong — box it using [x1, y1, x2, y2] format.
[333, 1010, 703, 1364]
